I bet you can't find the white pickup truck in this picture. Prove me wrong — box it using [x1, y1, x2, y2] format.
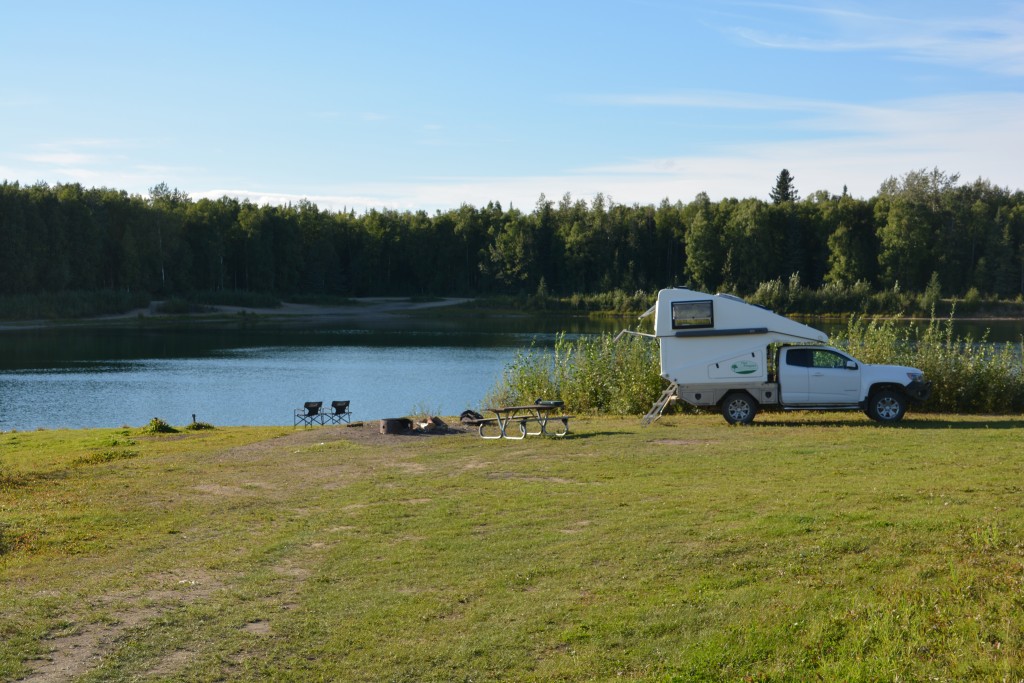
[650, 288, 932, 424]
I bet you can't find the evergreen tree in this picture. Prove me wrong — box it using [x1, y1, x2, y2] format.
[770, 169, 799, 204]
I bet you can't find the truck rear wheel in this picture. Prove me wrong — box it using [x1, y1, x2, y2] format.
[721, 392, 758, 425]
[867, 389, 907, 423]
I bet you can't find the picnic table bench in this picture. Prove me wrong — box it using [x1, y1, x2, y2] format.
[465, 403, 572, 439]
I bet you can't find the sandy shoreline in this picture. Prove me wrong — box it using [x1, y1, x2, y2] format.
[0, 297, 475, 331]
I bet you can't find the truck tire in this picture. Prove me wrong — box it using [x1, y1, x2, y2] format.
[721, 392, 758, 425]
[867, 389, 907, 423]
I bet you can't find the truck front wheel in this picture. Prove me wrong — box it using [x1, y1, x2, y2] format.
[721, 392, 758, 425]
[867, 389, 907, 423]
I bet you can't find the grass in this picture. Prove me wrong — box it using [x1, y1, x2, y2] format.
[2, 415, 1024, 681]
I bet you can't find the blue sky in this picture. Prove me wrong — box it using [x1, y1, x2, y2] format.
[2, 1, 1022, 211]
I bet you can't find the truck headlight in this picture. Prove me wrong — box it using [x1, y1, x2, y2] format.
[907, 372, 924, 382]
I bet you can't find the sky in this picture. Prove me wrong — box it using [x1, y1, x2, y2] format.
[1, 0, 1022, 212]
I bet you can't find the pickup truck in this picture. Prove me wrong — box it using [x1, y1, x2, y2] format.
[706, 344, 932, 424]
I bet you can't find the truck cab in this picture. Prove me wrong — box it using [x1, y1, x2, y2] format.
[652, 288, 931, 424]
[774, 344, 930, 421]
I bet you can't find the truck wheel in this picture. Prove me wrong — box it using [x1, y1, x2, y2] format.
[721, 392, 758, 425]
[867, 390, 907, 423]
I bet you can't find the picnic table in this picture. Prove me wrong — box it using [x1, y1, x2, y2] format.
[468, 403, 572, 439]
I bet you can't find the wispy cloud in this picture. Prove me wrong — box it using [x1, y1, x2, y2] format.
[19, 139, 128, 168]
[21, 152, 99, 166]
[583, 88, 1023, 141]
[583, 90, 845, 112]
[577, 91, 1024, 194]
[196, 90, 1024, 212]
[728, 2, 1024, 75]
[3, 139, 199, 192]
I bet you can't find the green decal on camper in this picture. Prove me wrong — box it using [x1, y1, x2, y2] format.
[730, 360, 759, 375]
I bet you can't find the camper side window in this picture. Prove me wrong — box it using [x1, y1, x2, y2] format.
[671, 300, 713, 329]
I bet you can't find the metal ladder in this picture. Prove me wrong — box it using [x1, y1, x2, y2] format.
[641, 382, 679, 426]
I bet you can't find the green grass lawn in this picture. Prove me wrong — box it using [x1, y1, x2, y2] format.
[3, 414, 1024, 681]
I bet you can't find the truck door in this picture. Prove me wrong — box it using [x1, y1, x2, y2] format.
[779, 348, 811, 404]
[806, 349, 861, 404]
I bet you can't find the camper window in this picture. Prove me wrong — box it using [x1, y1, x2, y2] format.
[671, 300, 713, 329]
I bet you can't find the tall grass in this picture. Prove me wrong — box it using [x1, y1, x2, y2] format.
[747, 276, 1024, 317]
[486, 333, 664, 414]
[832, 312, 1024, 413]
[493, 314, 1024, 416]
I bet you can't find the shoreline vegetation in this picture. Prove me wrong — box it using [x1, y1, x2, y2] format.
[4, 283, 1024, 326]
[487, 312, 1024, 417]
[0, 291, 475, 331]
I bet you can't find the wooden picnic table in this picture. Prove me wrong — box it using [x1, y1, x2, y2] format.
[471, 403, 572, 439]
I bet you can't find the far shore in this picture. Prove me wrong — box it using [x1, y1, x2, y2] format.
[2, 295, 1022, 334]
[0, 297, 476, 332]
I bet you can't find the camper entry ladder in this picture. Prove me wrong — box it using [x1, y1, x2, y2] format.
[642, 382, 679, 426]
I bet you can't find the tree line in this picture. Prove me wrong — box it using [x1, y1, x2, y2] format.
[2, 169, 1023, 304]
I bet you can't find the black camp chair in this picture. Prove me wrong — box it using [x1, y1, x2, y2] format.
[326, 400, 352, 424]
[294, 401, 324, 427]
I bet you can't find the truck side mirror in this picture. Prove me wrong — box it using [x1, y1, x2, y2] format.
[846, 360, 858, 370]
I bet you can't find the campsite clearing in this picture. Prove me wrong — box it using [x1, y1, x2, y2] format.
[2, 415, 1024, 681]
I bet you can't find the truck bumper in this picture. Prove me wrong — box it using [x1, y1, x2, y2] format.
[907, 380, 932, 402]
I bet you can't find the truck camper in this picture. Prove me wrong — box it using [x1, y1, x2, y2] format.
[649, 288, 931, 424]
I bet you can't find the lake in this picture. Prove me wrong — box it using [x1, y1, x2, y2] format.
[0, 312, 623, 431]
[1, 310, 1021, 432]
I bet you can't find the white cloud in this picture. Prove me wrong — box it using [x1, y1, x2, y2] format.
[730, 3, 1024, 75]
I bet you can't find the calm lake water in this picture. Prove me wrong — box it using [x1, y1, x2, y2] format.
[0, 313, 621, 431]
[0, 312, 1021, 431]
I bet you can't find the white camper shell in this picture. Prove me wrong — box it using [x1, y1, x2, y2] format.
[651, 288, 931, 424]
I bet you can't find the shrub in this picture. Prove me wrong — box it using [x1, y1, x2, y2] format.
[488, 333, 664, 415]
[184, 421, 215, 431]
[831, 312, 1024, 414]
[155, 298, 216, 314]
[141, 417, 178, 434]
[189, 290, 281, 308]
[0, 289, 151, 320]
